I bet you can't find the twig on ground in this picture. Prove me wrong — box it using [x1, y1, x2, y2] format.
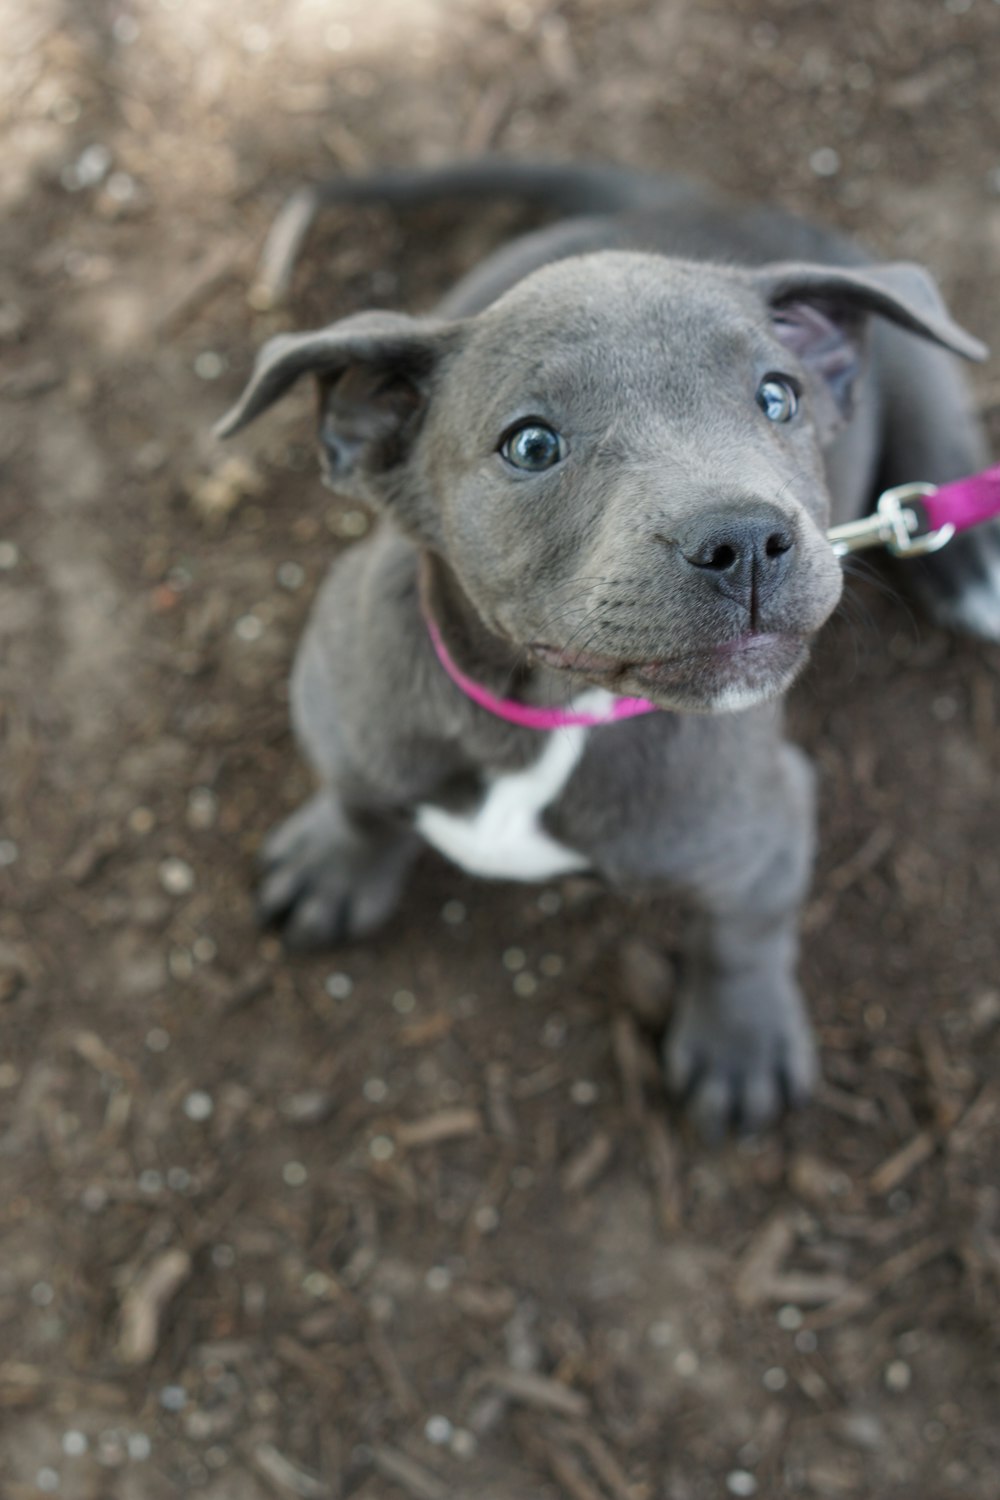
[253, 1443, 332, 1500]
[561, 1130, 614, 1194]
[371, 1446, 450, 1500]
[395, 1108, 483, 1149]
[868, 1129, 936, 1196]
[471, 1365, 590, 1418]
[116, 1247, 192, 1365]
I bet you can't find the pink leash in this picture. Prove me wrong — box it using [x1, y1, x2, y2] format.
[429, 464, 1000, 732]
[828, 463, 1000, 559]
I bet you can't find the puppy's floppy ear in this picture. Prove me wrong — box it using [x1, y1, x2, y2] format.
[748, 261, 987, 428]
[215, 310, 459, 498]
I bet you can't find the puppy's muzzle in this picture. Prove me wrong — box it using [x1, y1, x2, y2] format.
[672, 504, 796, 612]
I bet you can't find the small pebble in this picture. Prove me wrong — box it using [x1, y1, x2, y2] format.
[276, 561, 305, 590]
[512, 972, 537, 997]
[182, 1090, 214, 1122]
[159, 1386, 187, 1412]
[450, 1428, 477, 1458]
[211, 1244, 236, 1269]
[282, 1160, 308, 1187]
[539, 952, 564, 977]
[145, 1027, 170, 1052]
[542, 1016, 567, 1047]
[0, 839, 19, 867]
[31, 1282, 54, 1307]
[52, 96, 81, 124]
[441, 899, 466, 925]
[794, 1329, 818, 1353]
[135, 440, 168, 473]
[885, 1359, 912, 1392]
[112, 14, 140, 43]
[281, 1088, 334, 1124]
[328, 506, 369, 537]
[840, 1412, 883, 1451]
[70, 143, 113, 189]
[777, 1304, 803, 1331]
[159, 857, 195, 896]
[647, 1319, 674, 1348]
[473, 1205, 499, 1233]
[369, 1134, 395, 1161]
[129, 806, 155, 834]
[502, 947, 527, 972]
[809, 146, 841, 177]
[105, 171, 136, 204]
[537, 889, 562, 914]
[674, 1349, 699, 1378]
[186, 787, 218, 829]
[763, 1366, 787, 1392]
[424, 1415, 453, 1446]
[726, 1471, 758, 1497]
[166, 1166, 191, 1192]
[392, 988, 416, 1013]
[62, 1431, 88, 1456]
[303, 1271, 331, 1297]
[194, 351, 226, 381]
[192, 935, 216, 964]
[127, 1432, 152, 1460]
[96, 1430, 127, 1466]
[234, 613, 263, 642]
[0, 541, 19, 569]
[363, 1077, 388, 1103]
[168, 948, 194, 980]
[425, 1265, 452, 1293]
[570, 1079, 598, 1106]
[325, 971, 353, 999]
[138, 1169, 163, 1194]
[35, 1470, 59, 1494]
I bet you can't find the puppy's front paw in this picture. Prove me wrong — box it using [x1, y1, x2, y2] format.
[664, 977, 816, 1139]
[257, 793, 418, 949]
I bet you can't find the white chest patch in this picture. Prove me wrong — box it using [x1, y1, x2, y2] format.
[415, 692, 612, 882]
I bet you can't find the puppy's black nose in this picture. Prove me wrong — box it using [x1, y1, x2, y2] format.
[676, 506, 796, 612]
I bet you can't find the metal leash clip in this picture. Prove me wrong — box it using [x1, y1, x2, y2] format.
[827, 482, 956, 559]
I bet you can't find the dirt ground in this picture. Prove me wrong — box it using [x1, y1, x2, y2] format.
[3, 0, 1000, 1496]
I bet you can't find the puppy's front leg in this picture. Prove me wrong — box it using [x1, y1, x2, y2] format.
[664, 744, 817, 1137]
[257, 790, 422, 949]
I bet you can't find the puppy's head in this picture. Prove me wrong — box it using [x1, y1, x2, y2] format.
[218, 253, 984, 713]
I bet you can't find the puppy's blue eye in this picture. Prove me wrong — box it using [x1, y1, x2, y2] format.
[500, 422, 564, 472]
[756, 376, 799, 423]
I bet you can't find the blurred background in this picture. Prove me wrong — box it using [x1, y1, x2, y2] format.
[2, 1, 1000, 1496]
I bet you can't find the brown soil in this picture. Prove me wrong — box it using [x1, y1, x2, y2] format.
[2, 1, 1000, 1497]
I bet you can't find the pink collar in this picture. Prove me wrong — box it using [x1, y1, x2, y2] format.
[424, 614, 659, 730]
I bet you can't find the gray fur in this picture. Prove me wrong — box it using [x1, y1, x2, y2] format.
[219, 161, 992, 1135]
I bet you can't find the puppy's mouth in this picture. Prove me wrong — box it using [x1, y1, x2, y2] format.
[529, 631, 810, 710]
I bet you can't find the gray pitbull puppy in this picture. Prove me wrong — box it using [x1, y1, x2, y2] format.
[217, 161, 992, 1135]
